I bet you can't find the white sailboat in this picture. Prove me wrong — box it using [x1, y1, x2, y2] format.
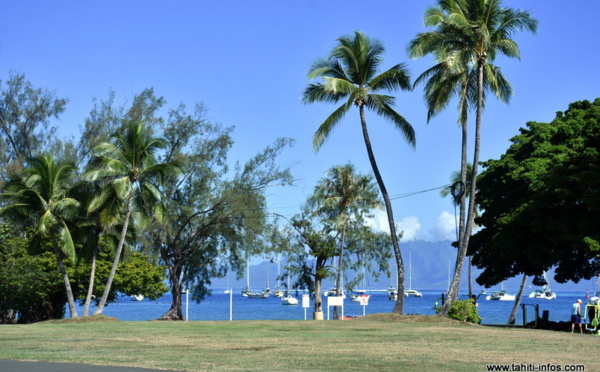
[528, 272, 556, 300]
[351, 266, 371, 303]
[388, 263, 398, 301]
[281, 274, 298, 305]
[486, 283, 515, 301]
[241, 261, 250, 297]
[274, 258, 283, 298]
[404, 251, 422, 297]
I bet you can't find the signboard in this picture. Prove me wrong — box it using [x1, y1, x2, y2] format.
[327, 296, 344, 306]
[359, 296, 369, 306]
[302, 294, 310, 308]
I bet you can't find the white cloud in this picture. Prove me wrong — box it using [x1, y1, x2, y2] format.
[429, 211, 458, 242]
[397, 216, 421, 242]
[365, 210, 422, 242]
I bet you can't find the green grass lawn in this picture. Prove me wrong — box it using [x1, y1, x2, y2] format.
[0, 314, 596, 371]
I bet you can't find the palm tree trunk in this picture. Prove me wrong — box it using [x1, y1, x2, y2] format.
[333, 226, 346, 320]
[359, 105, 405, 314]
[93, 193, 134, 315]
[468, 256, 473, 298]
[52, 238, 78, 318]
[508, 274, 528, 325]
[82, 244, 98, 317]
[439, 61, 484, 316]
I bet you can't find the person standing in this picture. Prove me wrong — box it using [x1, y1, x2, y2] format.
[571, 299, 583, 333]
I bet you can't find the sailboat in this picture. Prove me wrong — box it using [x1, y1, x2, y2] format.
[404, 250, 422, 297]
[528, 272, 556, 300]
[241, 261, 250, 297]
[486, 283, 515, 301]
[388, 263, 398, 301]
[247, 266, 270, 299]
[351, 266, 371, 303]
[273, 258, 283, 298]
[281, 274, 298, 305]
[241, 260, 269, 298]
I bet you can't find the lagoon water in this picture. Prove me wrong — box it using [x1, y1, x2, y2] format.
[76, 289, 586, 325]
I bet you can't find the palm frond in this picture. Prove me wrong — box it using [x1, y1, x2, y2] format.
[366, 95, 416, 148]
[312, 99, 353, 153]
[369, 64, 411, 92]
[302, 83, 347, 104]
[58, 221, 77, 262]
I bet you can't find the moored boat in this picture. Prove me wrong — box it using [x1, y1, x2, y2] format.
[486, 290, 515, 301]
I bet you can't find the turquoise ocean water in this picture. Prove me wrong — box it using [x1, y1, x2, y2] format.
[74, 289, 587, 325]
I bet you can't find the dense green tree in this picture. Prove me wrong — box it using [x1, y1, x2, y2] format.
[0, 225, 66, 323]
[470, 99, 600, 286]
[0, 72, 67, 178]
[84, 120, 181, 315]
[138, 102, 293, 320]
[0, 154, 80, 317]
[303, 31, 415, 314]
[408, 0, 537, 316]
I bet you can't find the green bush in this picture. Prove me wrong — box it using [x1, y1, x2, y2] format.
[446, 298, 481, 323]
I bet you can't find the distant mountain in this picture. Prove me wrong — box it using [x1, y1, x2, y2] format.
[208, 240, 598, 295]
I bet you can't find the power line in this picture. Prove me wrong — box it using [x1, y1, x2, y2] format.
[266, 183, 453, 212]
[388, 184, 452, 200]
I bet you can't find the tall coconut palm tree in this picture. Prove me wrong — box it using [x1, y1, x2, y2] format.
[0, 154, 80, 318]
[69, 180, 127, 316]
[408, 0, 537, 315]
[308, 164, 381, 318]
[303, 31, 415, 314]
[84, 120, 181, 315]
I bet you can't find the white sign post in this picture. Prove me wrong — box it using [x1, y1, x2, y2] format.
[327, 296, 344, 320]
[359, 295, 369, 316]
[302, 294, 310, 320]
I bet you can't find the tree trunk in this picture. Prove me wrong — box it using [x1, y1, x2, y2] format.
[93, 194, 133, 315]
[359, 105, 404, 314]
[158, 284, 184, 321]
[314, 276, 322, 313]
[52, 237, 78, 318]
[333, 226, 346, 319]
[439, 60, 484, 316]
[159, 257, 185, 320]
[508, 274, 528, 325]
[468, 257, 473, 298]
[83, 243, 98, 317]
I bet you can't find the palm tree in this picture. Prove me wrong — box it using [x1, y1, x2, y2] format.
[84, 120, 181, 315]
[70, 180, 127, 316]
[303, 31, 415, 314]
[409, 0, 537, 316]
[440, 163, 477, 297]
[0, 154, 80, 318]
[308, 163, 381, 318]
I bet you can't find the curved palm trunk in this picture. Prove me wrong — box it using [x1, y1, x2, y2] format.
[333, 226, 346, 319]
[93, 194, 134, 315]
[359, 105, 405, 314]
[440, 61, 484, 316]
[52, 237, 78, 318]
[82, 244, 98, 316]
[508, 274, 528, 325]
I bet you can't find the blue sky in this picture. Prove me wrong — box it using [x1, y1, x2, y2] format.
[1, 1, 599, 243]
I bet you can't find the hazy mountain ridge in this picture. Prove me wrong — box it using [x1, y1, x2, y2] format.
[210, 240, 596, 294]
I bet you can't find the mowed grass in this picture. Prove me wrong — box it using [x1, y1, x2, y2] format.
[0, 314, 596, 371]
